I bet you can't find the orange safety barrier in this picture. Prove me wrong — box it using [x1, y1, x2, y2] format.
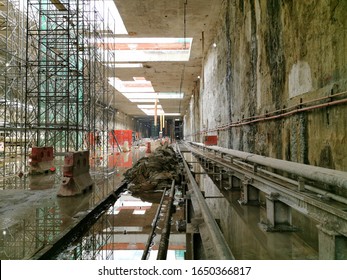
[57, 150, 94, 197]
[109, 129, 133, 148]
[204, 135, 218, 146]
[29, 147, 55, 175]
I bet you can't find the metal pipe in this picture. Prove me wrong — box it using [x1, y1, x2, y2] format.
[160, 114, 163, 132]
[304, 185, 347, 205]
[187, 92, 347, 136]
[178, 145, 235, 259]
[141, 188, 167, 260]
[189, 142, 347, 191]
[157, 180, 175, 260]
[232, 158, 347, 205]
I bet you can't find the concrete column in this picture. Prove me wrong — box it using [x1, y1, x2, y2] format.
[317, 225, 347, 260]
[222, 172, 240, 191]
[266, 194, 292, 229]
[240, 180, 259, 204]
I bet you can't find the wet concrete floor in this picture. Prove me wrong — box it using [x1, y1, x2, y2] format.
[0, 145, 319, 260]
[184, 152, 318, 260]
[0, 147, 146, 260]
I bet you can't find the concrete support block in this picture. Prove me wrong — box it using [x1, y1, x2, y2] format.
[224, 174, 241, 191]
[239, 179, 259, 205]
[317, 225, 347, 260]
[29, 174, 55, 190]
[57, 150, 94, 197]
[29, 147, 55, 175]
[260, 194, 296, 232]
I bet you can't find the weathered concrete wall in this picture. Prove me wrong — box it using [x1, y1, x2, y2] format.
[115, 111, 136, 131]
[184, 81, 201, 142]
[185, 0, 347, 171]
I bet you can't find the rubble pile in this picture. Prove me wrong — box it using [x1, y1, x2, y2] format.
[124, 142, 181, 193]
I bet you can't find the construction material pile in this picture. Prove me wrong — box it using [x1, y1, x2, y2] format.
[124, 142, 181, 193]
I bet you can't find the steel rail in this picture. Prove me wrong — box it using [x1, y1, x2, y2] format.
[157, 180, 176, 260]
[176, 144, 235, 260]
[141, 187, 168, 260]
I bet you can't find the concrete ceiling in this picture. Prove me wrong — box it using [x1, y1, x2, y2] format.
[110, 0, 222, 120]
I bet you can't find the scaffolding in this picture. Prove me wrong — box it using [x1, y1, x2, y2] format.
[0, 0, 118, 183]
[25, 0, 89, 153]
[0, 0, 27, 188]
[0, 0, 123, 259]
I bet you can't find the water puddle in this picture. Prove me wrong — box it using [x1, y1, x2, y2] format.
[56, 189, 186, 260]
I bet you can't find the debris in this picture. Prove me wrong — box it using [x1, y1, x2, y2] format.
[124, 142, 181, 193]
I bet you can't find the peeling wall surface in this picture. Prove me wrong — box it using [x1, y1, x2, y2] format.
[184, 0, 347, 172]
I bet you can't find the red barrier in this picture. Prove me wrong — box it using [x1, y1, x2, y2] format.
[57, 150, 94, 197]
[109, 130, 133, 148]
[204, 135, 218, 146]
[29, 147, 55, 175]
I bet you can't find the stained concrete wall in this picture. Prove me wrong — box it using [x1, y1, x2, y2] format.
[184, 0, 347, 172]
[115, 111, 136, 131]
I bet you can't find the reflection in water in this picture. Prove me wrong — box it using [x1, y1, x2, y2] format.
[1, 146, 320, 260]
[0, 147, 146, 260]
[186, 152, 318, 260]
[57, 190, 186, 260]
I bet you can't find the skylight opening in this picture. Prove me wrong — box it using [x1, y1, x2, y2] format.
[108, 63, 143, 68]
[140, 109, 165, 116]
[94, 0, 128, 35]
[98, 37, 193, 62]
[129, 99, 157, 103]
[137, 104, 164, 115]
[122, 92, 183, 100]
[108, 77, 155, 93]
[137, 105, 163, 109]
